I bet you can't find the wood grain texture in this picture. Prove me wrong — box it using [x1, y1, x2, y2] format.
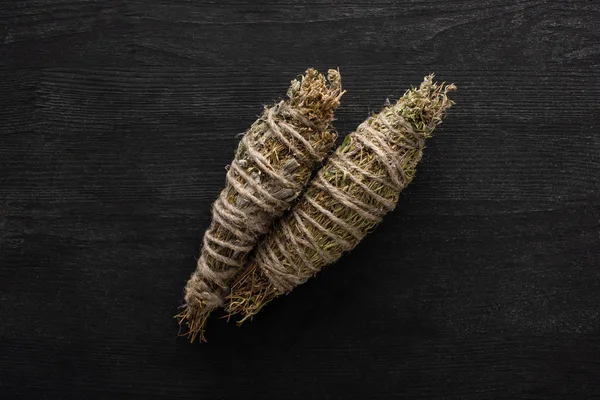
[1, 0, 600, 398]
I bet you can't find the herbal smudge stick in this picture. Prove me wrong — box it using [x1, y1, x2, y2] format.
[226, 74, 456, 323]
[179, 68, 344, 341]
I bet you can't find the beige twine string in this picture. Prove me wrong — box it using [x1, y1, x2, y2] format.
[185, 103, 323, 308]
[259, 110, 424, 293]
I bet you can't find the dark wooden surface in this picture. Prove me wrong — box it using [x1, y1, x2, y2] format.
[2, 0, 600, 398]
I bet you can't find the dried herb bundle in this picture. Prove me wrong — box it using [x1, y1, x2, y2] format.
[179, 68, 344, 341]
[226, 75, 456, 323]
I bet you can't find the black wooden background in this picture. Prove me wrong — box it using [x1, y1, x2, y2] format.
[2, 0, 600, 398]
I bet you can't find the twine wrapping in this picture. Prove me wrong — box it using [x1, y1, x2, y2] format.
[226, 74, 456, 322]
[179, 69, 344, 341]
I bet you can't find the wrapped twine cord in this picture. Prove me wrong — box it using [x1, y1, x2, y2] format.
[178, 68, 344, 342]
[226, 74, 456, 322]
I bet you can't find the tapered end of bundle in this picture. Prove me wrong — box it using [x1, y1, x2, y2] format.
[398, 74, 456, 136]
[287, 68, 344, 130]
[177, 278, 226, 343]
[225, 264, 278, 325]
[175, 304, 211, 343]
